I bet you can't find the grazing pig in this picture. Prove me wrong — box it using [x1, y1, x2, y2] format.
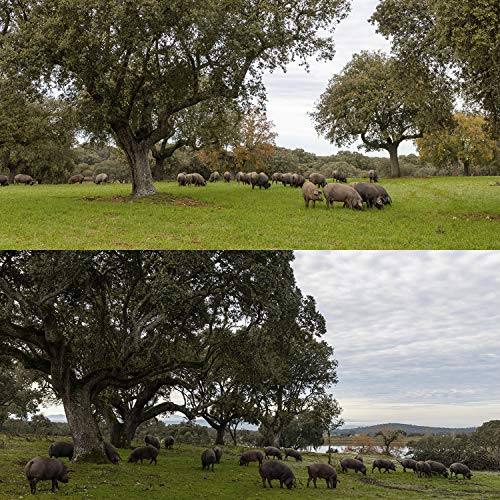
[323, 183, 363, 210]
[264, 446, 283, 460]
[184, 173, 193, 185]
[240, 450, 265, 466]
[235, 171, 245, 184]
[449, 462, 472, 479]
[354, 455, 364, 463]
[309, 172, 327, 187]
[307, 463, 338, 489]
[340, 457, 366, 475]
[164, 436, 175, 449]
[209, 171, 220, 182]
[302, 181, 323, 208]
[68, 174, 84, 184]
[398, 458, 418, 473]
[372, 459, 397, 473]
[25, 457, 69, 494]
[223, 171, 232, 182]
[259, 461, 296, 489]
[281, 172, 292, 187]
[241, 172, 251, 185]
[250, 172, 271, 189]
[213, 447, 223, 464]
[177, 172, 187, 186]
[48, 441, 74, 460]
[333, 170, 347, 183]
[201, 449, 216, 471]
[14, 174, 35, 185]
[291, 173, 305, 188]
[368, 169, 378, 183]
[191, 173, 206, 186]
[104, 442, 121, 464]
[0, 175, 9, 186]
[426, 460, 449, 478]
[94, 173, 108, 184]
[127, 445, 158, 465]
[351, 182, 384, 209]
[145, 435, 160, 449]
[271, 172, 283, 184]
[372, 184, 392, 205]
[284, 448, 302, 461]
[416, 461, 432, 478]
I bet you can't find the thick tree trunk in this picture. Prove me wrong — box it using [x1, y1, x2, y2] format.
[110, 419, 138, 449]
[215, 425, 226, 445]
[62, 386, 107, 462]
[113, 125, 157, 196]
[8, 164, 16, 184]
[387, 144, 401, 178]
[463, 160, 470, 176]
[152, 156, 166, 182]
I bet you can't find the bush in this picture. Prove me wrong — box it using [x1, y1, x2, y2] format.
[408, 426, 500, 471]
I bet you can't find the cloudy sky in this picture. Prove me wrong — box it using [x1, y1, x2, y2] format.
[261, 0, 420, 157]
[292, 251, 500, 428]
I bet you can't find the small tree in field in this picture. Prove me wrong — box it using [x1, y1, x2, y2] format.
[233, 108, 277, 172]
[311, 51, 453, 177]
[417, 113, 496, 176]
[375, 427, 406, 455]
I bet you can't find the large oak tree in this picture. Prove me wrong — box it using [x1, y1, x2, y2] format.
[0, 250, 327, 462]
[6, 0, 350, 196]
[311, 51, 453, 177]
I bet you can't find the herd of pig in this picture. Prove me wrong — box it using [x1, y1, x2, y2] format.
[0, 173, 109, 186]
[177, 169, 392, 210]
[23, 436, 473, 494]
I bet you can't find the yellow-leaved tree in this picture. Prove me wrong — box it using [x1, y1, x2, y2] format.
[417, 114, 496, 176]
[233, 108, 277, 172]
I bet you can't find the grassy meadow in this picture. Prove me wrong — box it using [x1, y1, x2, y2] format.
[0, 176, 499, 249]
[1, 436, 499, 499]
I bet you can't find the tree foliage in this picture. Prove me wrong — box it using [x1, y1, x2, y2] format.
[371, 0, 500, 141]
[417, 113, 496, 175]
[0, 81, 75, 182]
[0, 357, 46, 429]
[312, 51, 453, 177]
[233, 108, 277, 172]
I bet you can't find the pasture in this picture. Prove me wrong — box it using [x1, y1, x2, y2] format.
[1, 436, 499, 499]
[0, 177, 499, 249]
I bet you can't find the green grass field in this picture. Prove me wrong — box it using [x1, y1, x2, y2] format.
[1, 436, 499, 499]
[0, 177, 499, 249]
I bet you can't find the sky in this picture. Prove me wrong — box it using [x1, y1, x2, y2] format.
[262, 0, 418, 158]
[291, 251, 500, 428]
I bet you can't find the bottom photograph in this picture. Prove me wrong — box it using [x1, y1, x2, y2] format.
[0, 250, 498, 499]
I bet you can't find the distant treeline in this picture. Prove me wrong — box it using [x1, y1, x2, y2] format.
[3, 143, 498, 186]
[334, 422, 476, 437]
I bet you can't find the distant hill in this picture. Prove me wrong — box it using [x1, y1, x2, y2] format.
[333, 423, 476, 436]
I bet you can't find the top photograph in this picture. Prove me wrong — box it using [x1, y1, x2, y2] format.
[0, 0, 498, 250]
